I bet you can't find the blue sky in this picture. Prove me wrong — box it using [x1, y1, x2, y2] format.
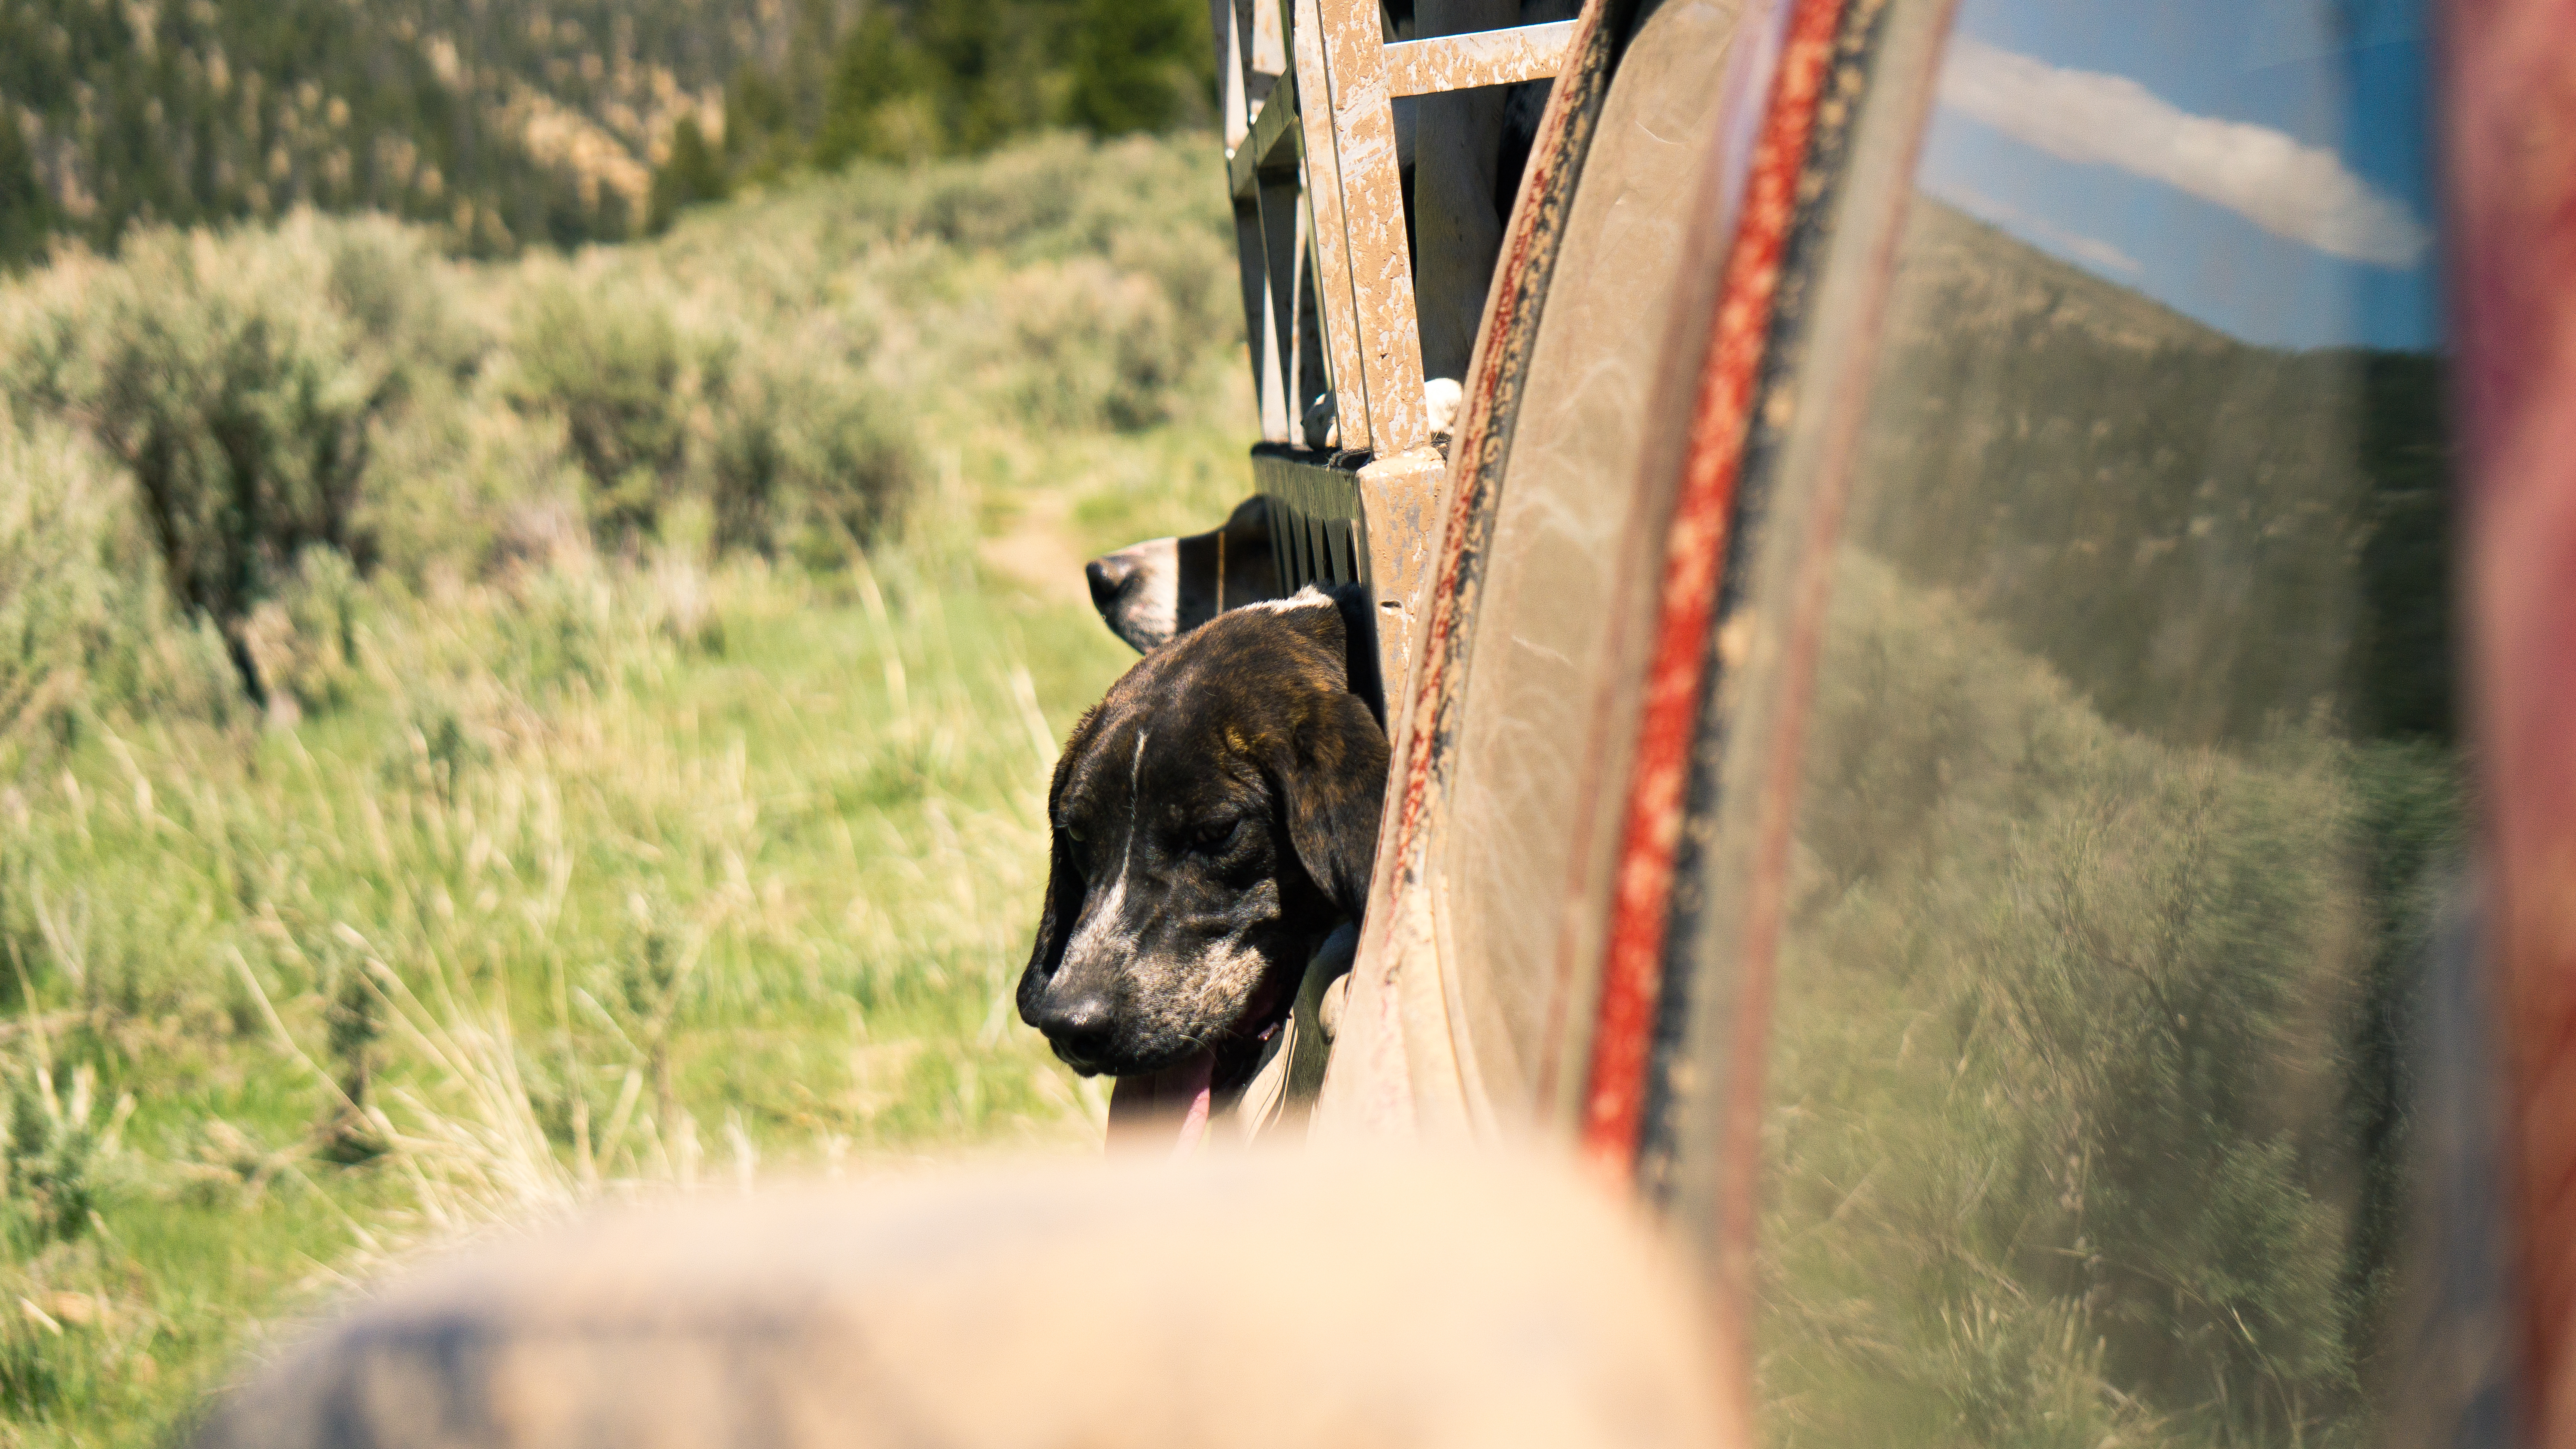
[1915, 0, 2439, 351]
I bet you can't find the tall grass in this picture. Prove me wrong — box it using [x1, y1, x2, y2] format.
[1757, 553, 2461, 1449]
[0, 130, 1248, 1445]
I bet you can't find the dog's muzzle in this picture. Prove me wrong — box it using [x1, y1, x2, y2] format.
[1085, 553, 1142, 615]
[1084, 538, 1180, 653]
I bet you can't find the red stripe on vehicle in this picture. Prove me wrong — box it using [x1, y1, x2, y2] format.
[1579, 0, 1849, 1173]
[2445, 0, 2576, 1435]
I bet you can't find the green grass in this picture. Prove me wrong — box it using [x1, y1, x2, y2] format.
[0, 553, 1150, 1445]
[1753, 553, 2462, 1449]
[0, 130, 1258, 1444]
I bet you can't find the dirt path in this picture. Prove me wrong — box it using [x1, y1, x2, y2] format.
[978, 489, 1092, 607]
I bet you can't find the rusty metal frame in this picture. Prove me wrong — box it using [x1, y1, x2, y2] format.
[1214, 0, 1577, 694]
[1311, 0, 1636, 1145]
[1385, 18, 1580, 96]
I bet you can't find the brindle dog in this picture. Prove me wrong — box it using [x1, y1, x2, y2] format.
[1019, 586, 1387, 1109]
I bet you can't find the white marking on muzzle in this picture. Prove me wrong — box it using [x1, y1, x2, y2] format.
[1063, 729, 1151, 964]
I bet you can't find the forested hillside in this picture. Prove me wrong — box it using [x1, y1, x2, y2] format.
[0, 0, 761, 262]
[1853, 199, 2453, 747]
[0, 0, 1211, 267]
[1727, 189, 2465, 1449]
[659, 0, 1210, 221]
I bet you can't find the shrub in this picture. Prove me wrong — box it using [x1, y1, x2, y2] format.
[0, 214, 462, 707]
[708, 350, 918, 566]
[1066, 0, 1213, 137]
[487, 561, 614, 697]
[647, 117, 732, 234]
[0, 421, 152, 755]
[239, 546, 368, 721]
[0, 417, 247, 745]
[897, 133, 1222, 263]
[906, 139, 1092, 250]
[989, 257, 1193, 431]
[1, 1061, 123, 1254]
[320, 216, 486, 383]
[1762, 553, 2426, 1446]
[509, 280, 689, 552]
[317, 958, 387, 1163]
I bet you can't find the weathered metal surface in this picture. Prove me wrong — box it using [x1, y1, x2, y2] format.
[1223, 0, 1303, 438]
[1228, 79, 1302, 199]
[1244, 438, 1445, 704]
[1313, 0, 1632, 1149]
[1253, 182, 1302, 442]
[1250, 445, 1371, 596]
[1242, 200, 1294, 441]
[1357, 444, 1448, 703]
[1224, 62, 1309, 443]
[1251, 0, 1290, 76]
[1312, 0, 1432, 455]
[1291, 0, 1375, 452]
[1385, 18, 1577, 96]
[1581, 0, 1841, 1178]
[1410, 0, 1522, 383]
[1426, 0, 1746, 1149]
[1601, 0, 1920, 1437]
[1218, 0, 1251, 150]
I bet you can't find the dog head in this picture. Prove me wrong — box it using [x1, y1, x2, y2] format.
[1019, 586, 1387, 1088]
[1084, 495, 1282, 654]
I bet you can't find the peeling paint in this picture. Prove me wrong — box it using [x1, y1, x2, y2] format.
[1384, 19, 1576, 98]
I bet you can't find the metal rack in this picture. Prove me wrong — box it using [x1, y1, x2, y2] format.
[1211, 0, 1574, 689]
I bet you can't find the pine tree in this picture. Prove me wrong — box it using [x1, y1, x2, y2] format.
[1067, 0, 1211, 137]
[0, 109, 52, 271]
[647, 116, 729, 232]
[812, 10, 938, 167]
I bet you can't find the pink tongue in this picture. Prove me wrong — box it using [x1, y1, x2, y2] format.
[1106, 1050, 1216, 1156]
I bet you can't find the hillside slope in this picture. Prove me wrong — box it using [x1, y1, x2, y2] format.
[0, 0, 1220, 266]
[0, 0, 758, 263]
[1855, 197, 2452, 746]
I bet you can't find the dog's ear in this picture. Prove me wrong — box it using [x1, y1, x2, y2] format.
[1269, 584, 1386, 724]
[1249, 591, 1391, 919]
[1283, 690, 1389, 920]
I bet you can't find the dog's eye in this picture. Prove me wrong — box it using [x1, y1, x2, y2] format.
[1185, 818, 1241, 855]
[1062, 822, 1086, 844]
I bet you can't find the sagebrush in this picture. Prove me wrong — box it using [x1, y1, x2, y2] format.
[0, 130, 1246, 1446]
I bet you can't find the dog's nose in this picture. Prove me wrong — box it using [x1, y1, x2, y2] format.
[1086, 554, 1139, 611]
[1033, 992, 1117, 1066]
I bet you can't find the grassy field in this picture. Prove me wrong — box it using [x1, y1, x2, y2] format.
[1755, 552, 2462, 1449]
[0, 132, 1252, 1444]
